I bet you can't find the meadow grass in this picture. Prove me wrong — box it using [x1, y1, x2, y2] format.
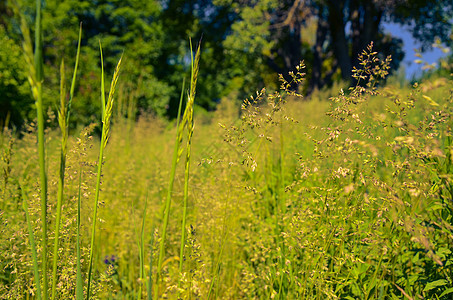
[2, 67, 453, 299]
[51, 24, 82, 300]
[86, 43, 123, 299]
[1, 4, 453, 299]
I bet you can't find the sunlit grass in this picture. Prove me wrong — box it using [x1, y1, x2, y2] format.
[1, 3, 453, 299]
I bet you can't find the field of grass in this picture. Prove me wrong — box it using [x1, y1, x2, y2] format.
[1, 3, 453, 299]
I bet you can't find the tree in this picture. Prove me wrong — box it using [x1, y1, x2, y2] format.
[214, 0, 453, 93]
[324, 0, 452, 84]
[4, 0, 175, 126]
[0, 25, 33, 128]
[0, 0, 12, 28]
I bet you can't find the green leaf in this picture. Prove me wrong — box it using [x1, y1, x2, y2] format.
[422, 95, 439, 106]
[440, 288, 453, 298]
[427, 202, 444, 212]
[423, 279, 448, 292]
[390, 292, 400, 300]
[437, 247, 452, 261]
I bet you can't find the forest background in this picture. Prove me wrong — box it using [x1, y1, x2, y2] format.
[1, 0, 453, 299]
[1, 0, 452, 130]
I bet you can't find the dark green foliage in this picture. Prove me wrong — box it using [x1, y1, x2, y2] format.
[0, 26, 33, 128]
[2, 0, 452, 129]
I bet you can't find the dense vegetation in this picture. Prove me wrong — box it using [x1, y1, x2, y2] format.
[1, 0, 452, 129]
[1, 0, 453, 299]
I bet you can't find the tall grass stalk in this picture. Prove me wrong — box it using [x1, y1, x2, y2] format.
[147, 224, 155, 300]
[132, 193, 148, 299]
[21, 185, 42, 300]
[86, 43, 123, 299]
[179, 40, 200, 276]
[76, 159, 84, 300]
[155, 78, 186, 298]
[51, 24, 82, 300]
[139, 197, 147, 300]
[12, 0, 47, 294]
[27, 0, 49, 296]
[207, 165, 233, 299]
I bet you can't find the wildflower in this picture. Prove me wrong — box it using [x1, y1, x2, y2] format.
[103, 254, 118, 265]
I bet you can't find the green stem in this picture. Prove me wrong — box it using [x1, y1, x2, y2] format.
[139, 197, 147, 300]
[86, 137, 105, 299]
[51, 59, 67, 300]
[178, 138, 191, 275]
[147, 224, 155, 300]
[133, 193, 148, 300]
[34, 0, 47, 296]
[155, 79, 185, 298]
[51, 25, 82, 299]
[76, 162, 83, 300]
[86, 43, 107, 300]
[179, 99, 194, 275]
[22, 186, 42, 300]
[86, 43, 122, 299]
[51, 150, 66, 299]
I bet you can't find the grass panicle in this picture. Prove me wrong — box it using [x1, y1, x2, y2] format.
[179, 39, 201, 278]
[51, 23, 82, 300]
[16, 0, 49, 297]
[3, 10, 453, 298]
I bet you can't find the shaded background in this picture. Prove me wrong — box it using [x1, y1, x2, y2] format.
[0, 0, 452, 129]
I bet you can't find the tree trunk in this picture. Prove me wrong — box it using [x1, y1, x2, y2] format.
[327, 0, 352, 82]
[351, 0, 383, 69]
[309, 6, 329, 93]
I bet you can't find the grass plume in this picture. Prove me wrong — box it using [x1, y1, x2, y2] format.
[50, 23, 82, 300]
[179, 39, 201, 276]
[86, 42, 123, 299]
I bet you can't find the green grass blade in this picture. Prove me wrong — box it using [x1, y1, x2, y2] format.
[155, 77, 186, 298]
[147, 224, 155, 300]
[100, 41, 106, 119]
[12, 0, 47, 294]
[51, 24, 82, 299]
[87, 45, 122, 299]
[179, 39, 200, 278]
[33, 0, 47, 297]
[51, 59, 67, 300]
[86, 43, 107, 299]
[139, 195, 148, 299]
[67, 23, 83, 123]
[34, 0, 43, 82]
[76, 162, 83, 300]
[132, 192, 148, 300]
[21, 185, 42, 300]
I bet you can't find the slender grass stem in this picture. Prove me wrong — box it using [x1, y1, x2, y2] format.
[147, 224, 155, 300]
[51, 24, 82, 300]
[86, 123, 105, 299]
[207, 165, 232, 299]
[51, 59, 67, 300]
[155, 78, 186, 298]
[76, 161, 84, 300]
[139, 196, 147, 300]
[32, 0, 48, 297]
[86, 43, 122, 299]
[132, 192, 148, 300]
[21, 185, 42, 300]
[179, 39, 200, 277]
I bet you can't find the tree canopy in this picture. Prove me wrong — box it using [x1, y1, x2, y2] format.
[0, 0, 452, 128]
